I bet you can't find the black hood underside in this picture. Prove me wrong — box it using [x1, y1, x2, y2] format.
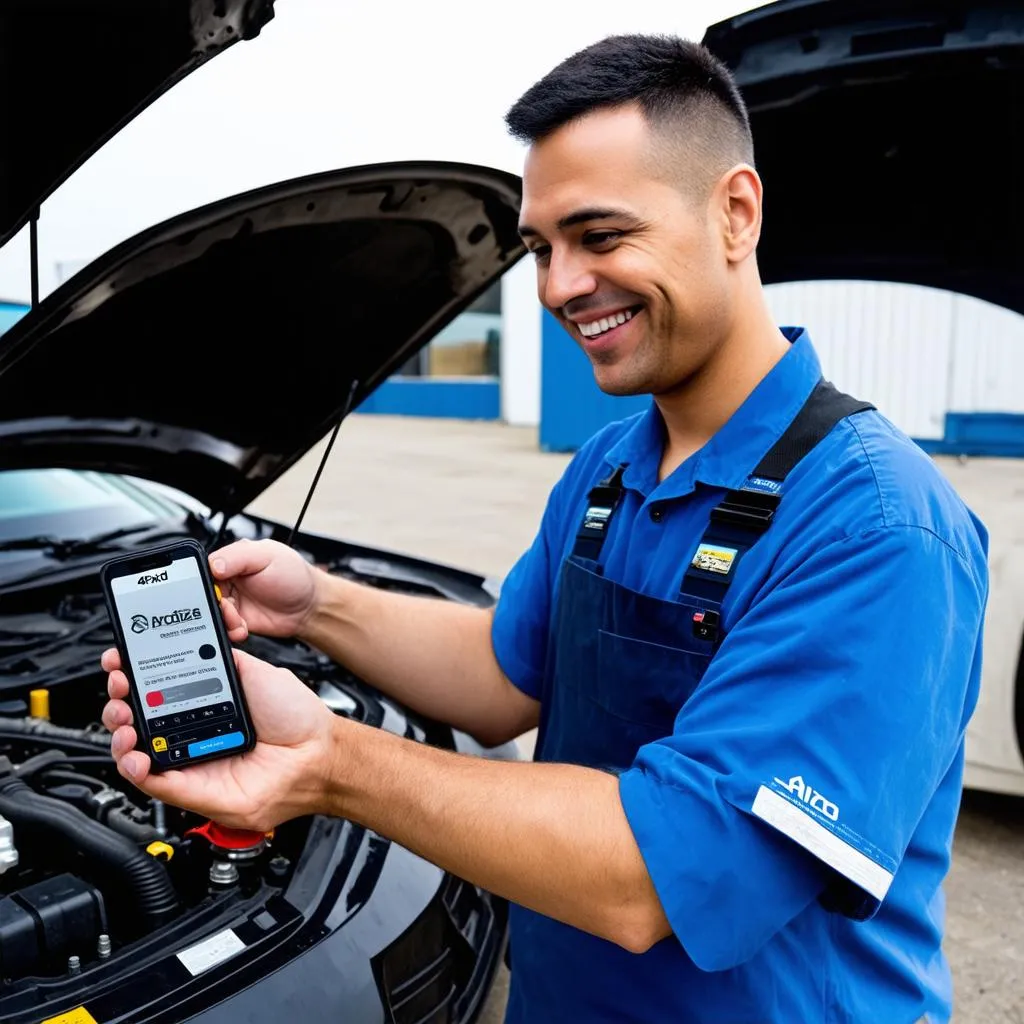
[0, 163, 524, 514]
[0, 0, 277, 249]
[703, 0, 1024, 317]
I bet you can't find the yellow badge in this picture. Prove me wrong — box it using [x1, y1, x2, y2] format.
[41, 1009, 99, 1024]
[691, 543, 738, 576]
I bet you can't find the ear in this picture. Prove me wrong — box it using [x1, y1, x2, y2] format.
[717, 164, 763, 263]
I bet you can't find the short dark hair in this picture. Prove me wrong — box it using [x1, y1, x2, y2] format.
[505, 34, 754, 179]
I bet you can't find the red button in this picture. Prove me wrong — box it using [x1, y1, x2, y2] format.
[146, 690, 164, 707]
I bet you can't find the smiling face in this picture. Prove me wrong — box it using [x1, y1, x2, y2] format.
[519, 103, 753, 397]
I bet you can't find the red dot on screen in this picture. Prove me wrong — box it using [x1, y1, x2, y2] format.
[146, 691, 164, 707]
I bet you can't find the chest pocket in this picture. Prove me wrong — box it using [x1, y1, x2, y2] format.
[594, 624, 712, 733]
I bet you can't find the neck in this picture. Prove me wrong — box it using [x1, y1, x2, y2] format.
[654, 296, 791, 479]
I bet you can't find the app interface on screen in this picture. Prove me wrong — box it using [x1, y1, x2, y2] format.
[112, 555, 245, 764]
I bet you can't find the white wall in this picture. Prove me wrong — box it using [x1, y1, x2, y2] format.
[500, 259, 542, 426]
[765, 281, 1024, 440]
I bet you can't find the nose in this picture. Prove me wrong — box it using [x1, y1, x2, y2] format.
[539, 247, 598, 313]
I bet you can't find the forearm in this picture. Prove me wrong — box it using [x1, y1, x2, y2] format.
[299, 572, 537, 746]
[322, 716, 669, 953]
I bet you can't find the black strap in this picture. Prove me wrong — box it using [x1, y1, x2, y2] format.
[572, 464, 627, 561]
[754, 379, 875, 483]
[681, 379, 875, 641]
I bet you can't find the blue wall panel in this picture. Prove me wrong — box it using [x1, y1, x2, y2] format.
[0, 302, 28, 335]
[357, 378, 500, 420]
[539, 310, 650, 452]
[915, 413, 1024, 458]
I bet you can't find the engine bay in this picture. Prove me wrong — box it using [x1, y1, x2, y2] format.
[0, 566, 411, 993]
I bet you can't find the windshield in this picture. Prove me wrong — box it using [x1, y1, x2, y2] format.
[0, 469, 185, 544]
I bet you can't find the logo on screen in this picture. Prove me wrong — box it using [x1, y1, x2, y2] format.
[150, 608, 202, 627]
[137, 571, 168, 586]
[131, 614, 149, 634]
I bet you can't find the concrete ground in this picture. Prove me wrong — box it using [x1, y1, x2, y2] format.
[250, 414, 1024, 1024]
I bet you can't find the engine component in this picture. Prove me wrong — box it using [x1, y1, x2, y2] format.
[0, 812, 17, 873]
[0, 716, 110, 748]
[0, 873, 106, 979]
[187, 820, 268, 891]
[29, 688, 50, 720]
[0, 762, 179, 934]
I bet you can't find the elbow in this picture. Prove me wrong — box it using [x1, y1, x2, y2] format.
[467, 719, 526, 750]
[608, 899, 670, 955]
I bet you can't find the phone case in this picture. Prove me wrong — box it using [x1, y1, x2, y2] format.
[99, 539, 257, 772]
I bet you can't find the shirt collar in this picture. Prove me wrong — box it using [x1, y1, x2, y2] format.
[603, 327, 823, 499]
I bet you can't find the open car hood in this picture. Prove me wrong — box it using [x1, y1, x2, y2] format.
[0, 162, 525, 513]
[703, 0, 1024, 316]
[0, 0, 277, 249]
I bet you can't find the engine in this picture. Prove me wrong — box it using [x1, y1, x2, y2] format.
[0, 575, 405, 987]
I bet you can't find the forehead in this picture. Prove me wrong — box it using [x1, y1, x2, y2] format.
[520, 106, 659, 228]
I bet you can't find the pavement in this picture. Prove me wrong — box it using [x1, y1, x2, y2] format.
[249, 413, 1024, 1024]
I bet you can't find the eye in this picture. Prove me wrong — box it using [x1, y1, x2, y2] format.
[529, 244, 552, 263]
[583, 230, 622, 250]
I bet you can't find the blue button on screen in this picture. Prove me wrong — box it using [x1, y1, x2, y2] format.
[188, 731, 245, 759]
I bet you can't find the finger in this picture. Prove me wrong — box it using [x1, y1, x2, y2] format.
[100, 648, 122, 673]
[219, 596, 249, 642]
[107, 670, 130, 700]
[111, 724, 138, 761]
[209, 538, 270, 581]
[102, 699, 133, 733]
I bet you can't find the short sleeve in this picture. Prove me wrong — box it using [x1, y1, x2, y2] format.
[491, 472, 575, 699]
[618, 524, 987, 971]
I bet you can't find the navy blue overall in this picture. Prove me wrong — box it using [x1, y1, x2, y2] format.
[506, 382, 879, 1021]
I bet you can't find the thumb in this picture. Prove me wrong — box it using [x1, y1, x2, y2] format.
[231, 646, 283, 696]
[209, 538, 274, 582]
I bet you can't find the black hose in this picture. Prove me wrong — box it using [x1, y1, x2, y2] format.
[0, 717, 111, 748]
[104, 806, 162, 845]
[0, 771, 178, 932]
[14, 749, 69, 778]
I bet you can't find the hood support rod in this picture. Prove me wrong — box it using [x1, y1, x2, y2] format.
[29, 209, 39, 308]
[286, 377, 360, 548]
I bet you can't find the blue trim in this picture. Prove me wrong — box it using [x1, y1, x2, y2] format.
[914, 413, 1024, 458]
[540, 310, 648, 452]
[357, 378, 500, 420]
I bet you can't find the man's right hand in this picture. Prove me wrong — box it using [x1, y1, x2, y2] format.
[209, 538, 321, 641]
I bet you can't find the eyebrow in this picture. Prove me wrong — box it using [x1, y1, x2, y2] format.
[518, 207, 636, 239]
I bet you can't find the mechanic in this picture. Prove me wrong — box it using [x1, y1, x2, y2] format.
[102, 35, 989, 1023]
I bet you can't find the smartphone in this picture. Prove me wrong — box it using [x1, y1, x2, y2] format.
[99, 539, 256, 772]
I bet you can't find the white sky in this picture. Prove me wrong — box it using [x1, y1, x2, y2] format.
[0, 0, 768, 302]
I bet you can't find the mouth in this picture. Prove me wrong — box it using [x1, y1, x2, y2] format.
[572, 305, 644, 351]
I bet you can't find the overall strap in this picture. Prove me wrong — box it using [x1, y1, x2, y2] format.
[572, 464, 627, 562]
[683, 379, 875, 643]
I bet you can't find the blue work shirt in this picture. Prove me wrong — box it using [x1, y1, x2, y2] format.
[492, 328, 989, 1023]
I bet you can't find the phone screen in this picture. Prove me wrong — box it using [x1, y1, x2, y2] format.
[109, 553, 248, 766]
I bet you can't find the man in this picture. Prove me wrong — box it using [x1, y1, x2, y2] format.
[102, 35, 988, 1023]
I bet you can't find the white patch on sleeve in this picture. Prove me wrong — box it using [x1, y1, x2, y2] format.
[176, 927, 246, 976]
[752, 785, 894, 901]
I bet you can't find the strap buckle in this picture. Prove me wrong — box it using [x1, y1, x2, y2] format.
[692, 609, 721, 643]
[709, 489, 781, 535]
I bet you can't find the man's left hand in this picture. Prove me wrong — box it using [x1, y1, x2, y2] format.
[101, 646, 336, 832]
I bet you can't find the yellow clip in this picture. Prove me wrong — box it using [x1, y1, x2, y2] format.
[214, 583, 223, 602]
[29, 688, 50, 720]
[146, 841, 174, 862]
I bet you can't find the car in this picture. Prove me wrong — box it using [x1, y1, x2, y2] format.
[701, 0, 1024, 796]
[0, 2, 524, 1022]
[0, 0, 1020, 1019]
